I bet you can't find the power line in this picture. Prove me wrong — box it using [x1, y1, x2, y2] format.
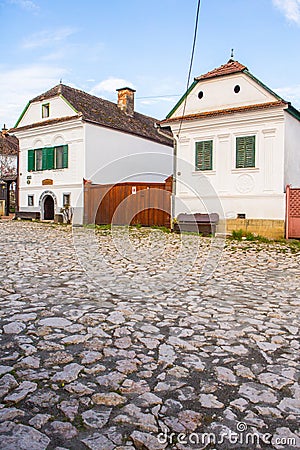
[177, 0, 201, 138]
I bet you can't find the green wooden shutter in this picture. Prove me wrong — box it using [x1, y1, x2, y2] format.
[62, 145, 68, 169]
[28, 150, 35, 171]
[236, 136, 255, 168]
[195, 140, 212, 171]
[46, 147, 54, 170]
[42, 147, 54, 170]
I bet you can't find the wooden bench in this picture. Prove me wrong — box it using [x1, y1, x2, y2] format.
[174, 213, 219, 236]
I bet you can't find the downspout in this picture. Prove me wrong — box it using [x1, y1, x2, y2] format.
[155, 123, 177, 226]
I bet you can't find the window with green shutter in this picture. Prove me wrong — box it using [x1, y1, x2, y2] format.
[27, 146, 68, 172]
[42, 147, 54, 170]
[28, 150, 35, 171]
[195, 140, 213, 171]
[236, 136, 255, 168]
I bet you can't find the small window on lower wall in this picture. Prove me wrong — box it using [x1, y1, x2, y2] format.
[236, 136, 255, 168]
[28, 195, 34, 206]
[63, 194, 70, 206]
[195, 140, 213, 171]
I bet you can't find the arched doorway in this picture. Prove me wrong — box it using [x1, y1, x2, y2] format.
[43, 195, 54, 220]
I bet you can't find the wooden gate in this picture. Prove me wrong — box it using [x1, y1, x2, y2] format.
[286, 185, 300, 239]
[84, 177, 172, 228]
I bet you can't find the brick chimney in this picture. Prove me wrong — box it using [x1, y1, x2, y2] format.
[117, 87, 136, 117]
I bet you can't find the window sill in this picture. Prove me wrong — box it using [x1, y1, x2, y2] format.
[231, 167, 259, 174]
[192, 170, 216, 175]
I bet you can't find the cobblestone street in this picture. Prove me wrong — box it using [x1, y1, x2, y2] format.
[0, 221, 299, 449]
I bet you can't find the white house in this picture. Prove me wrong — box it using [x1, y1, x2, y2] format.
[11, 84, 173, 224]
[160, 59, 300, 238]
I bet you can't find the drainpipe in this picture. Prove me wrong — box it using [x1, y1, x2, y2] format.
[154, 123, 177, 226]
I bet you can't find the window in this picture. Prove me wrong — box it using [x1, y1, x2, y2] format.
[42, 104, 50, 118]
[55, 146, 64, 169]
[35, 149, 43, 171]
[28, 195, 34, 206]
[63, 194, 70, 206]
[236, 136, 255, 168]
[234, 85, 241, 93]
[195, 140, 213, 171]
[28, 145, 68, 171]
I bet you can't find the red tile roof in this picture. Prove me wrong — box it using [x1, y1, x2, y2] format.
[195, 60, 248, 81]
[160, 101, 287, 124]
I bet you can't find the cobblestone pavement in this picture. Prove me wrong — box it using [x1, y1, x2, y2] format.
[0, 221, 299, 450]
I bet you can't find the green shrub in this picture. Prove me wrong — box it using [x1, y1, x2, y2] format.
[231, 229, 243, 240]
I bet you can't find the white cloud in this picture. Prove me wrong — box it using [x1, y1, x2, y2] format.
[8, 0, 39, 11]
[140, 97, 179, 106]
[272, 0, 300, 24]
[90, 77, 135, 96]
[0, 64, 67, 128]
[22, 27, 77, 49]
[276, 84, 300, 108]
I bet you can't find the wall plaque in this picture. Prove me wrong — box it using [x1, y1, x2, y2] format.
[42, 179, 53, 186]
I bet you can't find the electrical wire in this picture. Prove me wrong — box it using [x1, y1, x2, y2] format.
[177, 0, 201, 139]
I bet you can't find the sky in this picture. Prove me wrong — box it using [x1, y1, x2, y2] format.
[0, 0, 300, 129]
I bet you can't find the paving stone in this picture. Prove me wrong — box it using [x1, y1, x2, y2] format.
[0, 421, 50, 449]
[51, 363, 84, 383]
[45, 420, 78, 439]
[82, 408, 112, 428]
[81, 433, 115, 450]
[199, 393, 224, 408]
[39, 317, 72, 328]
[0, 407, 25, 422]
[0, 366, 13, 376]
[58, 399, 79, 420]
[92, 392, 126, 406]
[131, 430, 167, 449]
[3, 321, 26, 334]
[29, 414, 52, 429]
[4, 381, 37, 403]
[239, 382, 278, 404]
[114, 404, 158, 432]
[278, 398, 300, 415]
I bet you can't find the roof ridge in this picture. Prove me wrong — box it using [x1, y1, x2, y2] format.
[195, 60, 248, 81]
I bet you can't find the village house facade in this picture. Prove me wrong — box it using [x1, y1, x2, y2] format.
[160, 60, 300, 238]
[11, 84, 173, 224]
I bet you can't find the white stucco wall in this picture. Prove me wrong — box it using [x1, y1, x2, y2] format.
[17, 96, 77, 127]
[284, 112, 300, 188]
[170, 107, 286, 220]
[172, 73, 277, 118]
[84, 123, 173, 183]
[15, 118, 85, 222]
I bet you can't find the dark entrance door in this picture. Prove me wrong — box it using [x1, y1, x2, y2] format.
[44, 195, 54, 220]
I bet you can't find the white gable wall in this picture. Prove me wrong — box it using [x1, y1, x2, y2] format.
[18, 96, 77, 127]
[172, 73, 278, 118]
[16, 118, 85, 221]
[284, 112, 300, 188]
[84, 122, 173, 183]
[171, 106, 286, 220]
